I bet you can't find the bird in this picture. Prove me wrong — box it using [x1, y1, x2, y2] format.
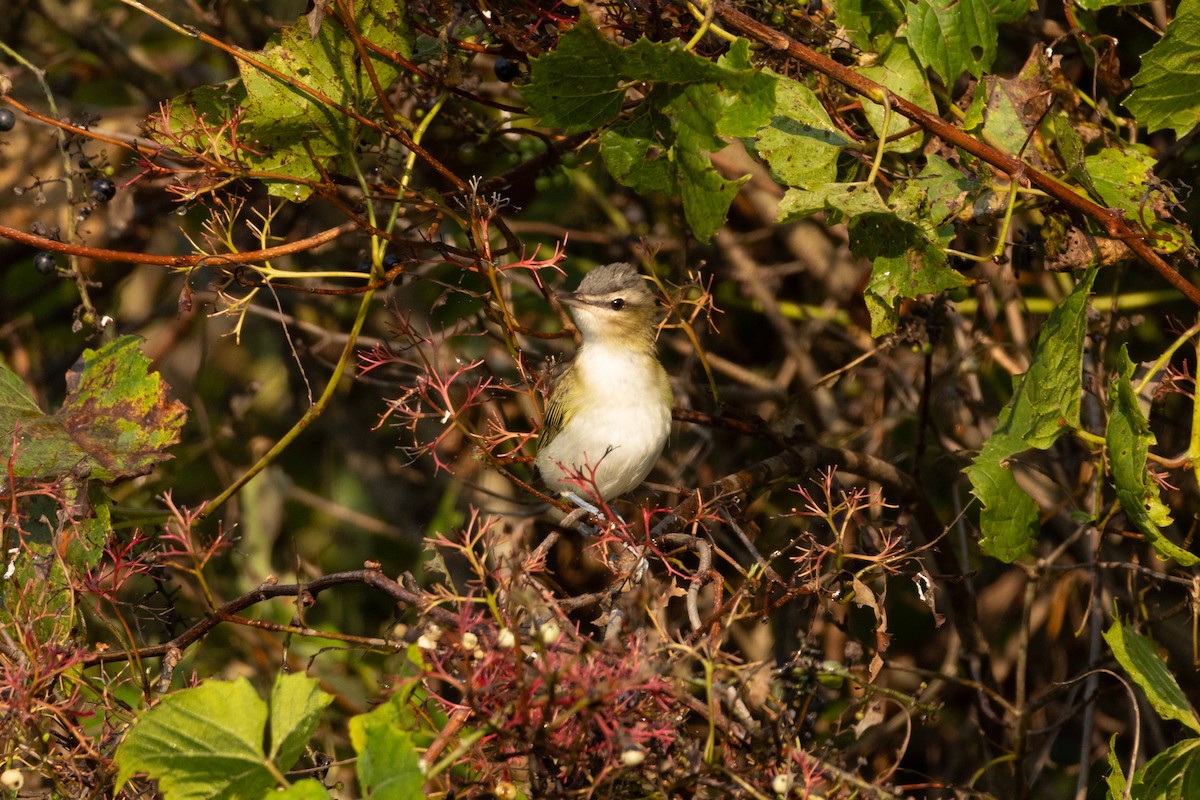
[534, 263, 672, 510]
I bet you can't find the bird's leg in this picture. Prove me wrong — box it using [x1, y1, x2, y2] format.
[560, 490, 628, 535]
[563, 491, 601, 517]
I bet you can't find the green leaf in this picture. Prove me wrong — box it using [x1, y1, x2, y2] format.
[598, 85, 746, 242]
[525, 18, 773, 241]
[1052, 114, 1100, 199]
[858, 42, 936, 153]
[987, 0, 1032, 23]
[116, 676, 333, 800]
[157, 2, 411, 200]
[751, 75, 852, 189]
[268, 673, 336, 768]
[1125, 0, 1200, 135]
[862, 236, 964, 336]
[1104, 620, 1200, 733]
[1084, 147, 1192, 253]
[965, 268, 1097, 561]
[856, 163, 973, 334]
[715, 39, 778, 138]
[1131, 738, 1200, 800]
[1, 335, 187, 483]
[778, 182, 892, 222]
[159, 82, 247, 160]
[1106, 348, 1197, 566]
[912, 153, 982, 225]
[827, 0, 905, 52]
[350, 692, 426, 799]
[906, 0, 997, 84]
[780, 165, 971, 335]
[267, 779, 333, 800]
[1076, 0, 1147, 7]
[116, 679, 275, 800]
[524, 15, 739, 133]
[1107, 733, 1128, 800]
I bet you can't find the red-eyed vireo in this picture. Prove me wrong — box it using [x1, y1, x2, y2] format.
[535, 263, 672, 507]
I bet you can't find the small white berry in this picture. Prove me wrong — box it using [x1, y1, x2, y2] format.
[1, 769, 24, 791]
[538, 620, 561, 645]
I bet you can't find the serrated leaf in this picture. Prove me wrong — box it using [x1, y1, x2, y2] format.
[1104, 620, 1200, 733]
[863, 238, 965, 336]
[827, 0, 905, 52]
[525, 18, 772, 242]
[752, 75, 852, 188]
[350, 691, 425, 799]
[160, 82, 247, 160]
[523, 15, 741, 134]
[598, 84, 746, 241]
[966, 268, 1097, 561]
[268, 673, 335, 769]
[1125, 0, 1200, 135]
[778, 182, 893, 222]
[116, 679, 275, 800]
[1107, 347, 1197, 566]
[1084, 147, 1192, 253]
[988, 0, 1032, 23]
[116, 676, 332, 800]
[781, 171, 970, 335]
[154, 2, 411, 201]
[912, 153, 981, 224]
[1131, 738, 1200, 800]
[1053, 114, 1100, 198]
[859, 43, 936, 153]
[1, 335, 187, 483]
[906, 0, 997, 84]
[715, 39, 778, 138]
[1107, 733, 1128, 800]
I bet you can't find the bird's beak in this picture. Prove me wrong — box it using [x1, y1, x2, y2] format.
[558, 291, 588, 309]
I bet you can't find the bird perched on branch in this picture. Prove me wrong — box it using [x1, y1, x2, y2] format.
[535, 263, 672, 510]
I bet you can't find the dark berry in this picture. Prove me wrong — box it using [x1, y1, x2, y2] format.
[0, 109, 14, 132]
[383, 254, 400, 271]
[34, 251, 56, 275]
[91, 178, 117, 202]
[493, 57, 521, 83]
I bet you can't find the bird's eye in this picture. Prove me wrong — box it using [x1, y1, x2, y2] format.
[610, 298, 625, 310]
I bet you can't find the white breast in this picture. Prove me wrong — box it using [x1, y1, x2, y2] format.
[536, 341, 671, 501]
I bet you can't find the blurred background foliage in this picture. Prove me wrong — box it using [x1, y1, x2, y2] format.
[2, 0, 1200, 798]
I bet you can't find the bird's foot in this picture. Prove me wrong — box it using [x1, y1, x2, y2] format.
[560, 491, 625, 535]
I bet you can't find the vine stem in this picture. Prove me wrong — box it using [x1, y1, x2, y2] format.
[197, 285, 374, 520]
[713, 2, 1200, 309]
[0, 41, 100, 330]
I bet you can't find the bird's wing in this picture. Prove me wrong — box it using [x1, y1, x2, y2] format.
[538, 362, 580, 451]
